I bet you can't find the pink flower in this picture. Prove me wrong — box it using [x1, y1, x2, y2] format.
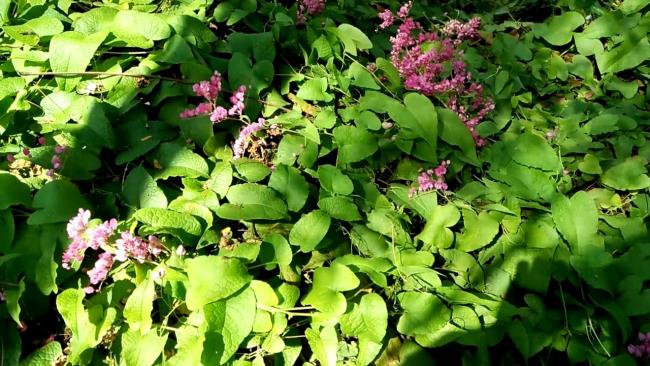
[228, 86, 247, 117]
[297, 0, 325, 23]
[115, 231, 148, 263]
[397, 1, 412, 18]
[51, 155, 62, 170]
[378, 10, 394, 29]
[86, 219, 118, 250]
[66, 209, 91, 241]
[22, 148, 31, 157]
[147, 236, 163, 256]
[442, 17, 481, 43]
[210, 106, 228, 123]
[434, 160, 450, 177]
[192, 72, 221, 100]
[54, 145, 66, 154]
[233, 118, 266, 158]
[386, 14, 492, 146]
[413, 161, 450, 194]
[62, 209, 91, 269]
[6, 154, 15, 163]
[38, 137, 46, 145]
[87, 252, 114, 285]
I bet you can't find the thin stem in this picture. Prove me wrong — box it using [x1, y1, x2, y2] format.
[17, 71, 190, 84]
[256, 303, 314, 317]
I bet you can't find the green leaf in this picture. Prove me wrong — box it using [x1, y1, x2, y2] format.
[397, 292, 451, 339]
[337, 24, 372, 54]
[508, 133, 560, 171]
[202, 286, 256, 364]
[303, 263, 360, 316]
[19, 341, 63, 366]
[318, 196, 362, 221]
[206, 162, 233, 198]
[341, 293, 387, 343]
[601, 157, 650, 190]
[233, 158, 271, 182]
[305, 326, 338, 366]
[578, 154, 602, 175]
[437, 109, 477, 162]
[56, 288, 115, 365]
[157, 34, 193, 64]
[367, 209, 412, 247]
[25, 16, 64, 37]
[4, 279, 24, 326]
[154, 142, 209, 180]
[355, 110, 382, 131]
[72, 7, 117, 34]
[296, 78, 333, 102]
[533, 12, 584, 46]
[0, 174, 30, 210]
[349, 62, 379, 90]
[268, 165, 309, 212]
[333, 126, 378, 164]
[551, 192, 598, 254]
[318, 165, 354, 195]
[49, 31, 107, 91]
[185, 256, 252, 310]
[124, 274, 156, 335]
[584, 113, 620, 135]
[123, 166, 168, 209]
[213, 2, 234, 22]
[350, 225, 388, 257]
[134, 207, 202, 236]
[217, 183, 289, 220]
[114, 10, 171, 41]
[620, 0, 650, 14]
[404, 93, 438, 152]
[289, 210, 331, 252]
[456, 210, 500, 252]
[121, 329, 168, 366]
[595, 28, 650, 74]
[259, 233, 292, 268]
[35, 225, 59, 295]
[28, 180, 89, 225]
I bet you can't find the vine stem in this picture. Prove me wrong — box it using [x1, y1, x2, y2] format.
[256, 303, 314, 317]
[17, 71, 191, 84]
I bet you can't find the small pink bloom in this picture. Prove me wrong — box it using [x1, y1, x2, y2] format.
[38, 137, 46, 145]
[6, 154, 15, 163]
[87, 252, 114, 285]
[54, 145, 66, 154]
[378, 10, 394, 29]
[210, 106, 228, 123]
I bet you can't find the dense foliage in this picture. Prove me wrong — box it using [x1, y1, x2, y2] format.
[1, 0, 649, 365]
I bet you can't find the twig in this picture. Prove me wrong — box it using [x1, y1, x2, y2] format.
[17, 71, 190, 84]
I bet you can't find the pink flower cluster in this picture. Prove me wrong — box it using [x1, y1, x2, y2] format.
[628, 332, 650, 358]
[233, 118, 266, 159]
[180, 72, 248, 124]
[410, 160, 450, 195]
[442, 18, 482, 44]
[297, 0, 325, 23]
[378, 1, 412, 29]
[47, 145, 66, 178]
[380, 6, 493, 146]
[62, 209, 163, 291]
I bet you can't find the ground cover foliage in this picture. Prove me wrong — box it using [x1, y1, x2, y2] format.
[0, 0, 649, 365]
